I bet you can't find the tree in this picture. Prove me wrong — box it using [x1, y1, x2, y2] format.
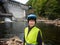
[27, 0, 47, 15]
[27, 0, 60, 20]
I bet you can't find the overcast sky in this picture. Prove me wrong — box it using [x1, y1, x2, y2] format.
[14, 0, 29, 4]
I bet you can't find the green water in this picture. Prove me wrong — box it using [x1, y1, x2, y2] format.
[0, 21, 60, 45]
[36, 22, 60, 45]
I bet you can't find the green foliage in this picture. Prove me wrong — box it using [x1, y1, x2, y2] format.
[27, 0, 60, 20]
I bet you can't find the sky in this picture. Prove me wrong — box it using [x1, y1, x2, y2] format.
[14, 0, 29, 4]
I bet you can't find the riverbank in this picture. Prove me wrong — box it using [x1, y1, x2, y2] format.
[37, 19, 60, 27]
[23, 19, 60, 27]
[0, 18, 60, 27]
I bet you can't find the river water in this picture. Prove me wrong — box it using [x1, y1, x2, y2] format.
[36, 21, 60, 45]
[0, 20, 60, 45]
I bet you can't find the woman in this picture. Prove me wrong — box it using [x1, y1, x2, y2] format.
[24, 14, 43, 45]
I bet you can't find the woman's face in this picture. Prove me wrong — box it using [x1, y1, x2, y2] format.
[28, 20, 35, 27]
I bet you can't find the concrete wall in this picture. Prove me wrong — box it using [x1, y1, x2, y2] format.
[7, 2, 25, 18]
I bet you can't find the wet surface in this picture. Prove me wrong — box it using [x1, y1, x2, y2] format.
[0, 21, 26, 41]
[0, 20, 60, 45]
[36, 21, 60, 45]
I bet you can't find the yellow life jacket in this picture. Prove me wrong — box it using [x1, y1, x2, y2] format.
[24, 26, 42, 45]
